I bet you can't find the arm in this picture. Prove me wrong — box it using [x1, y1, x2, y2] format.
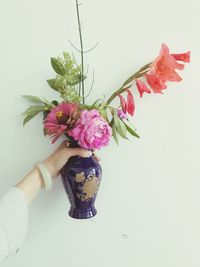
[0, 141, 93, 262]
[16, 141, 92, 204]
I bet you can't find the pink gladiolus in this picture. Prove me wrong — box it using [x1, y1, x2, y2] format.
[69, 109, 112, 150]
[171, 51, 191, 63]
[118, 94, 127, 113]
[44, 102, 79, 143]
[127, 89, 135, 116]
[136, 79, 151, 97]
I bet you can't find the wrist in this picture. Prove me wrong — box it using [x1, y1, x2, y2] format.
[43, 158, 58, 179]
[34, 162, 53, 190]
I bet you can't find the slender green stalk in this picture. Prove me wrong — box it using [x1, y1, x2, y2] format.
[76, 0, 85, 103]
[106, 62, 151, 105]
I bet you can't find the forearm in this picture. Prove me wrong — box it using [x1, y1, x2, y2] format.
[15, 142, 92, 205]
[15, 168, 44, 205]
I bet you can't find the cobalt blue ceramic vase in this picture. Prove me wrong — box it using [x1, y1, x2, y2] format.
[61, 155, 102, 219]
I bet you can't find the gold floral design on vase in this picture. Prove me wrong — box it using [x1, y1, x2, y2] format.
[75, 172, 100, 201]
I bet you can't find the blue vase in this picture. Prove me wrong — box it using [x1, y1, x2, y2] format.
[61, 156, 102, 219]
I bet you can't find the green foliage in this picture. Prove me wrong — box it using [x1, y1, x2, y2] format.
[113, 111, 127, 138]
[123, 121, 140, 138]
[110, 119, 119, 144]
[21, 95, 57, 126]
[22, 105, 47, 126]
[21, 95, 45, 104]
[47, 52, 85, 103]
[108, 108, 140, 144]
[51, 57, 66, 76]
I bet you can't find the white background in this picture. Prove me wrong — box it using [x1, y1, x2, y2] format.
[0, 0, 199, 266]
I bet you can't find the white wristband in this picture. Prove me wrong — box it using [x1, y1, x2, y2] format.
[34, 162, 52, 191]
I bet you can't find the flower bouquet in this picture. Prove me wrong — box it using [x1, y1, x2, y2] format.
[22, 1, 190, 219]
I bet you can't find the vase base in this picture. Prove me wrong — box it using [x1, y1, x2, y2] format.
[68, 207, 97, 219]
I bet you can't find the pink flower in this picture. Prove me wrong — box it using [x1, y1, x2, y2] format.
[136, 79, 151, 97]
[151, 43, 183, 82]
[127, 89, 135, 116]
[69, 109, 112, 150]
[44, 102, 79, 143]
[117, 108, 127, 120]
[171, 51, 191, 63]
[145, 74, 167, 94]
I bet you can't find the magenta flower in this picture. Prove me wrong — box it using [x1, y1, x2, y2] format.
[117, 108, 127, 120]
[44, 102, 79, 143]
[69, 109, 112, 150]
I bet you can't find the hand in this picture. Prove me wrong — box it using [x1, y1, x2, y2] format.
[43, 141, 99, 179]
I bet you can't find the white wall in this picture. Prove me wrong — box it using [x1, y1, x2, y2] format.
[0, 0, 199, 266]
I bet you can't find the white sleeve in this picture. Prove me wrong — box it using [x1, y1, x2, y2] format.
[0, 187, 28, 262]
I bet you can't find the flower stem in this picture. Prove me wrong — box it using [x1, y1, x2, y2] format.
[76, 0, 85, 103]
[106, 62, 151, 105]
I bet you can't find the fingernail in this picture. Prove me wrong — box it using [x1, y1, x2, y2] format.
[87, 151, 92, 157]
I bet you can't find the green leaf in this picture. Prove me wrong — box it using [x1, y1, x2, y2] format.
[21, 95, 45, 104]
[68, 74, 87, 86]
[22, 105, 46, 116]
[110, 119, 119, 144]
[51, 57, 66, 75]
[114, 112, 127, 138]
[92, 99, 102, 107]
[123, 121, 140, 138]
[112, 124, 119, 144]
[23, 112, 40, 126]
[99, 108, 108, 121]
[47, 79, 59, 91]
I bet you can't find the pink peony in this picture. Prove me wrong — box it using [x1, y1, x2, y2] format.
[69, 109, 112, 150]
[44, 102, 79, 143]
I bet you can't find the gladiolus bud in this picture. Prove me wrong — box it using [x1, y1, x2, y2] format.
[127, 89, 135, 116]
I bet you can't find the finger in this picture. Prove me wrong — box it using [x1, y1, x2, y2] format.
[64, 141, 70, 148]
[69, 148, 92, 158]
[93, 153, 101, 162]
[94, 156, 101, 162]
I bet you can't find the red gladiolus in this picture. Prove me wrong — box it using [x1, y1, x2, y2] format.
[171, 51, 191, 63]
[118, 94, 127, 113]
[145, 74, 167, 94]
[136, 79, 151, 97]
[127, 89, 135, 116]
[151, 43, 183, 82]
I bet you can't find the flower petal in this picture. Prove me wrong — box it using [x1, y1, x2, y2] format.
[127, 90, 135, 116]
[136, 79, 151, 97]
[171, 51, 191, 63]
[118, 94, 127, 113]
